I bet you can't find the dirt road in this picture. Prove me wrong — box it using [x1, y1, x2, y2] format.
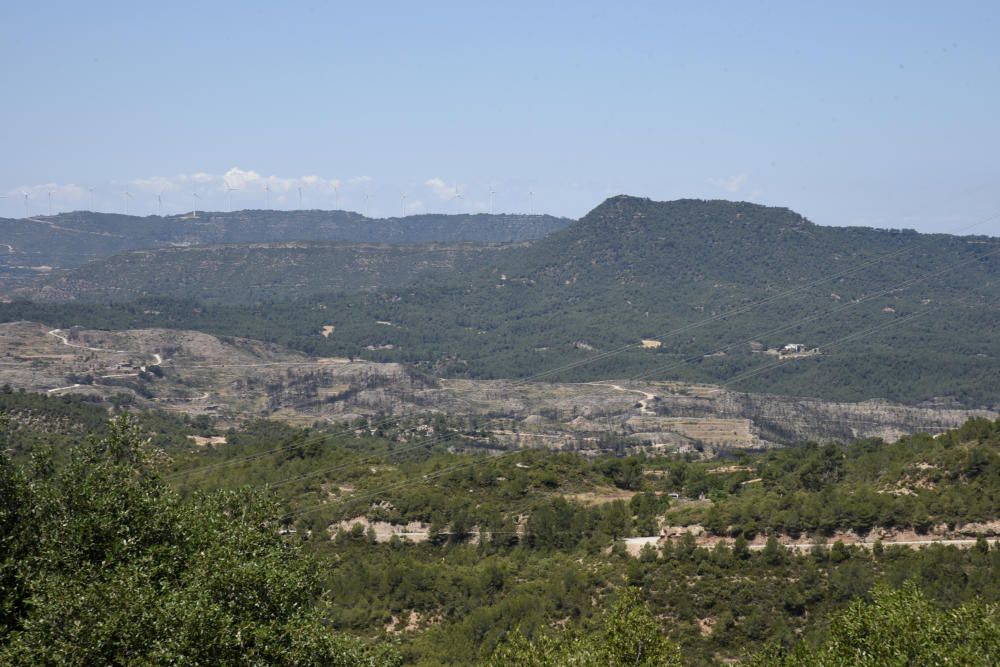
[624, 535, 993, 556]
[583, 382, 657, 415]
[47, 328, 128, 354]
[47, 383, 83, 394]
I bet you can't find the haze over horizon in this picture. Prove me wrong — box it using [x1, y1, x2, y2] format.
[2, 1, 999, 233]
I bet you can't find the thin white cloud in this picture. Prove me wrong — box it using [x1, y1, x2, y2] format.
[130, 175, 180, 193]
[222, 167, 261, 190]
[130, 168, 355, 195]
[9, 183, 88, 200]
[4, 168, 371, 216]
[709, 174, 748, 193]
[424, 177, 460, 201]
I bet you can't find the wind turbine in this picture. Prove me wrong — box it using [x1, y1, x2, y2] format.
[454, 185, 464, 213]
[47, 190, 54, 216]
[400, 192, 407, 217]
[22, 192, 29, 217]
[157, 193, 163, 216]
[363, 191, 370, 217]
[297, 186, 303, 209]
[489, 187, 496, 215]
[122, 190, 132, 215]
[191, 192, 201, 218]
[264, 183, 271, 209]
[331, 182, 340, 208]
[224, 181, 238, 212]
[528, 190, 534, 215]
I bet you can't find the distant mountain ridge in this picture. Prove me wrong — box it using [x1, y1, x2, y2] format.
[20, 241, 520, 304]
[0, 209, 572, 290]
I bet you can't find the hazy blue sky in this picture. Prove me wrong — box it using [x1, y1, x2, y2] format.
[2, 1, 998, 233]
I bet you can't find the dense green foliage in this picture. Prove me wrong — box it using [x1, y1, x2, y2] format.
[485, 587, 682, 666]
[167, 417, 659, 540]
[3, 393, 999, 664]
[165, 414, 1000, 547]
[0, 416, 399, 666]
[162, 409, 1000, 664]
[313, 519, 1000, 665]
[25, 241, 519, 304]
[749, 583, 999, 666]
[664, 417, 1000, 537]
[0, 385, 214, 456]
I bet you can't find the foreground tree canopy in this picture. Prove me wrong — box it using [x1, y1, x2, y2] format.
[750, 583, 1000, 666]
[2, 411, 999, 665]
[0, 416, 399, 666]
[485, 587, 682, 667]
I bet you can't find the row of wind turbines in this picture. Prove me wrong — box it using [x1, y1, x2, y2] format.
[8, 187, 123, 217]
[7, 181, 537, 218]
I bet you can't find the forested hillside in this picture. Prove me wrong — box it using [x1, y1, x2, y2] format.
[21, 241, 519, 303]
[5, 197, 998, 406]
[3, 394, 998, 665]
[0, 388, 214, 456]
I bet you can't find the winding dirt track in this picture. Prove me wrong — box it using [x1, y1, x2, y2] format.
[583, 382, 657, 415]
[47, 328, 128, 354]
[44, 328, 166, 393]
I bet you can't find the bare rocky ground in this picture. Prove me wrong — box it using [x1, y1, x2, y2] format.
[1, 321, 994, 452]
[330, 510, 1000, 555]
[624, 519, 1000, 556]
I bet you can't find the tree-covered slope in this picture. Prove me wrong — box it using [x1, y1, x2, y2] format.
[22, 241, 520, 304]
[283, 197, 1000, 404]
[3, 394, 999, 665]
[3, 197, 998, 406]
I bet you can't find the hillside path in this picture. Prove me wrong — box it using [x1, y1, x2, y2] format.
[24, 217, 124, 238]
[582, 382, 657, 415]
[47, 328, 128, 354]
